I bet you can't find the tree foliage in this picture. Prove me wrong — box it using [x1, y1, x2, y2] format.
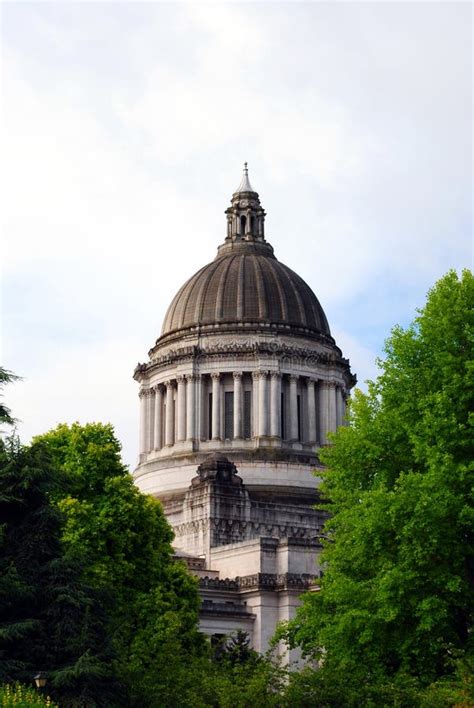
[0, 368, 20, 429]
[0, 435, 122, 706]
[283, 270, 474, 698]
[34, 422, 204, 707]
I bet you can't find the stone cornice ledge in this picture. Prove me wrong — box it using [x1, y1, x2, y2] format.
[199, 572, 320, 592]
[134, 341, 355, 386]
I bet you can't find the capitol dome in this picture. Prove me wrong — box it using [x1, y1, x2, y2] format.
[134, 164, 355, 501]
[133, 164, 356, 652]
[160, 240, 331, 341]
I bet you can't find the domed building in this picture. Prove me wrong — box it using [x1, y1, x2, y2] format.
[133, 166, 355, 653]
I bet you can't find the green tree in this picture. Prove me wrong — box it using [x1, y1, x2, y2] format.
[283, 270, 473, 699]
[0, 435, 123, 707]
[35, 422, 204, 707]
[0, 368, 20, 429]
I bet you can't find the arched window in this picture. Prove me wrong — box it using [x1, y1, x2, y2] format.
[250, 216, 255, 235]
[240, 215, 246, 235]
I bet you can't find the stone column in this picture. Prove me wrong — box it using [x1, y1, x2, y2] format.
[252, 371, 259, 436]
[211, 372, 221, 440]
[195, 375, 202, 441]
[154, 385, 163, 450]
[319, 380, 329, 445]
[233, 371, 243, 439]
[146, 389, 155, 452]
[176, 375, 186, 442]
[269, 371, 281, 438]
[186, 375, 196, 441]
[336, 386, 344, 427]
[307, 378, 317, 445]
[328, 380, 337, 434]
[289, 375, 299, 442]
[257, 371, 269, 437]
[165, 381, 174, 446]
[139, 389, 147, 455]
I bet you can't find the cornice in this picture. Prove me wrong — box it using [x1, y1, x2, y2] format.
[134, 340, 356, 388]
[199, 572, 319, 593]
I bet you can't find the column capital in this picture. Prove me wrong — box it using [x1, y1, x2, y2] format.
[153, 383, 164, 394]
[164, 379, 174, 389]
[289, 374, 299, 384]
[306, 376, 316, 386]
[139, 388, 147, 399]
[210, 371, 220, 381]
[327, 379, 338, 389]
[233, 371, 243, 380]
[176, 374, 186, 384]
[252, 370, 268, 380]
[186, 373, 198, 382]
[269, 370, 281, 380]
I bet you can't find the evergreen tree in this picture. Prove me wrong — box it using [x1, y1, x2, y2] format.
[0, 436, 123, 706]
[0, 368, 19, 428]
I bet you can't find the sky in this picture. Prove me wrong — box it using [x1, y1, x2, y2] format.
[2, 1, 472, 470]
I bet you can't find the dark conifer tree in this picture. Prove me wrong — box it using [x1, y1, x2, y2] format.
[0, 436, 125, 706]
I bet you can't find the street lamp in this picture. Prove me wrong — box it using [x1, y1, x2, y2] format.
[33, 672, 47, 689]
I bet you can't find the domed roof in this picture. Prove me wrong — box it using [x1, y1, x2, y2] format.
[161, 241, 330, 339]
[158, 165, 331, 343]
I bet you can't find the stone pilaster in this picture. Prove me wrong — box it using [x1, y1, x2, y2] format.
[154, 385, 163, 450]
[233, 371, 243, 439]
[289, 375, 299, 442]
[211, 372, 221, 440]
[307, 378, 317, 445]
[165, 380, 174, 446]
[139, 389, 147, 455]
[256, 371, 269, 437]
[146, 388, 154, 452]
[186, 375, 196, 441]
[252, 371, 259, 437]
[328, 380, 337, 434]
[176, 375, 186, 442]
[269, 371, 281, 438]
[336, 386, 344, 427]
[318, 380, 329, 445]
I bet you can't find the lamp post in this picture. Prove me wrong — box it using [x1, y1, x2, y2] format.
[33, 672, 47, 689]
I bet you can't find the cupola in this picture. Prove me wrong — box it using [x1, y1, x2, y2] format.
[225, 163, 266, 241]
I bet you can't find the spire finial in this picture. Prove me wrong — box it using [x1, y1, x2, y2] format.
[235, 162, 254, 193]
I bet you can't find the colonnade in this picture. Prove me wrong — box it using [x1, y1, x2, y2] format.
[139, 371, 346, 456]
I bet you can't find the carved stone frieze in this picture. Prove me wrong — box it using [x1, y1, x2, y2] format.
[198, 572, 319, 593]
[173, 516, 324, 542]
[137, 340, 356, 389]
[199, 577, 239, 591]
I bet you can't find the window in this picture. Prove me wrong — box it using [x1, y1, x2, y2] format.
[281, 391, 286, 440]
[297, 394, 301, 441]
[240, 215, 246, 235]
[243, 390, 252, 439]
[208, 392, 212, 439]
[224, 391, 234, 439]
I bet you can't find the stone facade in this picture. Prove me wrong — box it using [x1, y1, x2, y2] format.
[133, 166, 355, 654]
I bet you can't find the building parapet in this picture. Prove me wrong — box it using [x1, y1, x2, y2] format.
[199, 572, 319, 593]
